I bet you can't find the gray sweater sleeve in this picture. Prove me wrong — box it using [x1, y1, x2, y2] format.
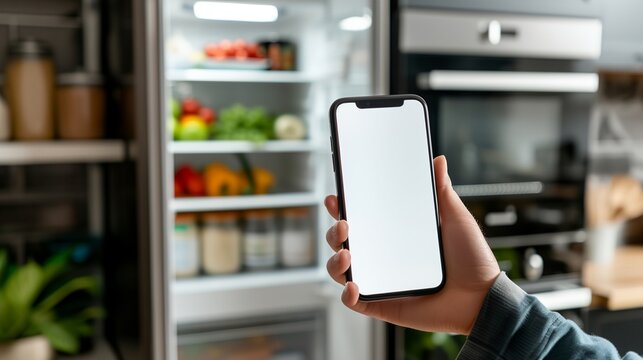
[458, 272, 642, 360]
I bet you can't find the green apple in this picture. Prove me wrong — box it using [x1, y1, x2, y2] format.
[171, 99, 181, 118]
[178, 119, 209, 141]
[168, 116, 180, 140]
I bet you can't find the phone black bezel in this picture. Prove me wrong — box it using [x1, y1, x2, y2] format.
[328, 94, 447, 301]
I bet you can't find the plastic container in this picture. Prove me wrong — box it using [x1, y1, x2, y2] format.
[201, 212, 242, 274]
[280, 207, 314, 267]
[173, 213, 200, 277]
[57, 72, 105, 139]
[243, 209, 278, 270]
[4, 39, 55, 140]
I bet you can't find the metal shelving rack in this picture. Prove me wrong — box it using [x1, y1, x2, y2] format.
[0, 1, 123, 359]
[0, 141, 126, 165]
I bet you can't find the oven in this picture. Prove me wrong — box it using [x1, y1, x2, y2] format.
[392, 9, 602, 244]
[385, 8, 602, 325]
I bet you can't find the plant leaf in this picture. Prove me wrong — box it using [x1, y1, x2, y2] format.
[0, 297, 29, 341]
[35, 276, 99, 314]
[41, 249, 72, 284]
[4, 260, 44, 307]
[58, 318, 94, 337]
[77, 306, 106, 321]
[0, 293, 14, 340]
[38, 321, 79, 354]
[0, 249, 7, 285]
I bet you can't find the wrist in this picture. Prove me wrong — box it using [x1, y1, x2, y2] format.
[462, 272, 502, 335]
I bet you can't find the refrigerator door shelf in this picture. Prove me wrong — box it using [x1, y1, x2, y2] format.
[173, 270, 327, 324]
[170, 192, 320, 212]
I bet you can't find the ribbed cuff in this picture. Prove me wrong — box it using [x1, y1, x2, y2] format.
[458, 272, 560, 359]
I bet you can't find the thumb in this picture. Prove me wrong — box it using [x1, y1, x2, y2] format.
[433, 156, 475, 224]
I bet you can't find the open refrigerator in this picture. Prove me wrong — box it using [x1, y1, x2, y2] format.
[139, 0, 387, 358]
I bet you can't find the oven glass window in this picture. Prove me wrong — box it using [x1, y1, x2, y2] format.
[440, 95, 564, 185]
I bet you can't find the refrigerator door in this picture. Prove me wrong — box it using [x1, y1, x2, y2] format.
[131, 0, 174, 358]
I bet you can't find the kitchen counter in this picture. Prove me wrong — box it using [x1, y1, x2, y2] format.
[583, 246, 643, 310]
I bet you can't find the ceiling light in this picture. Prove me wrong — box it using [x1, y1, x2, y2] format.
[193, 1, 278, 22]
[339, 14, 372, 31]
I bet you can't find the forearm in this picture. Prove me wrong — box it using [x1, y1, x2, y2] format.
[458, 273, 641, 360]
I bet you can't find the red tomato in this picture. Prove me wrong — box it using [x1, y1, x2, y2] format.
[219, 40, 234, 58]
[176, 164, 199, 186]
[204, 43, 219, 58]
[199, 107, 216, 124]
[212, 48, 227, 60]
[174, 178, 184, 197]
[233, 39, 247, 52]
[185, 175, 206, 196]
[235, 49, 249, 60]
[246, 43, 260, 58]
[181, 97, 201, 115]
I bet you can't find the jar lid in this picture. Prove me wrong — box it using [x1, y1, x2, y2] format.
[58, 72, 104, 86]
[176, 213, 197, 222]
[282, 207, 309, 217]
[8, 38, 52, 58]
[245, 209, 277, 218]
[202, 211, 239, 221]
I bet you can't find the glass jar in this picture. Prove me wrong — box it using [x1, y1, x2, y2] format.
[201, 212, 242, 275]
[57, 72, 105, 139]
[173, 213, 199, 278]
[280, 207, 314, 267]
[243, 209, 278, 270]
[259, 39, 296, 71]
[4, 39, 55, 140]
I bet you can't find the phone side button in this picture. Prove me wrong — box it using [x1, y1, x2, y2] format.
[331, 154, 336, 172]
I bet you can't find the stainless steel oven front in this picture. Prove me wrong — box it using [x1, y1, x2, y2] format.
[392, 9, 602, 246]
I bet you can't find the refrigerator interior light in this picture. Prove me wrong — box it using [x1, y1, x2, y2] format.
[339, 14, 372, 31]
[193, 1, 278, 22]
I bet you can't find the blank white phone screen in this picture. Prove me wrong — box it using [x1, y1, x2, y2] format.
[335, 99, 443, 296]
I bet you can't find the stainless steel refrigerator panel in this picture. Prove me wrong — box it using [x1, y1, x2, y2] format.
[134, 0, 174, 358]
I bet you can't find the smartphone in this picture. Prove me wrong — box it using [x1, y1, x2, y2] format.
[329, 94, 445, 301]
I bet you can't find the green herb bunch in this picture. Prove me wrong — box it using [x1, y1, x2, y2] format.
[212, 104, 276, 142]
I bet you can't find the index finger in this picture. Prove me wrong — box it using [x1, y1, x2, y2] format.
[324, 195, 340, 220]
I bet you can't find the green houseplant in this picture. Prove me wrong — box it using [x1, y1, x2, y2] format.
[0, 249, 103, 358]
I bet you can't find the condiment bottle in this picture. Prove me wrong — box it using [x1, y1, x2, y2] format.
[4, 39, 55, 140]
[173, 213, 200, 277]
[280, 207, 314, 267]
[0, 95, 9, 141]
[57, 72, 105, 139]
[201, 212, 242, 275]
[243, 209, 278, 270]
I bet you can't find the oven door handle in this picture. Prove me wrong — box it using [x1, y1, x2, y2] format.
[417, 70, 599, 93]
[530, 287, 592, 311]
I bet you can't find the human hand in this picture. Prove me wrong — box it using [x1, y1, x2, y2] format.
[324, 155, 500, 335]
